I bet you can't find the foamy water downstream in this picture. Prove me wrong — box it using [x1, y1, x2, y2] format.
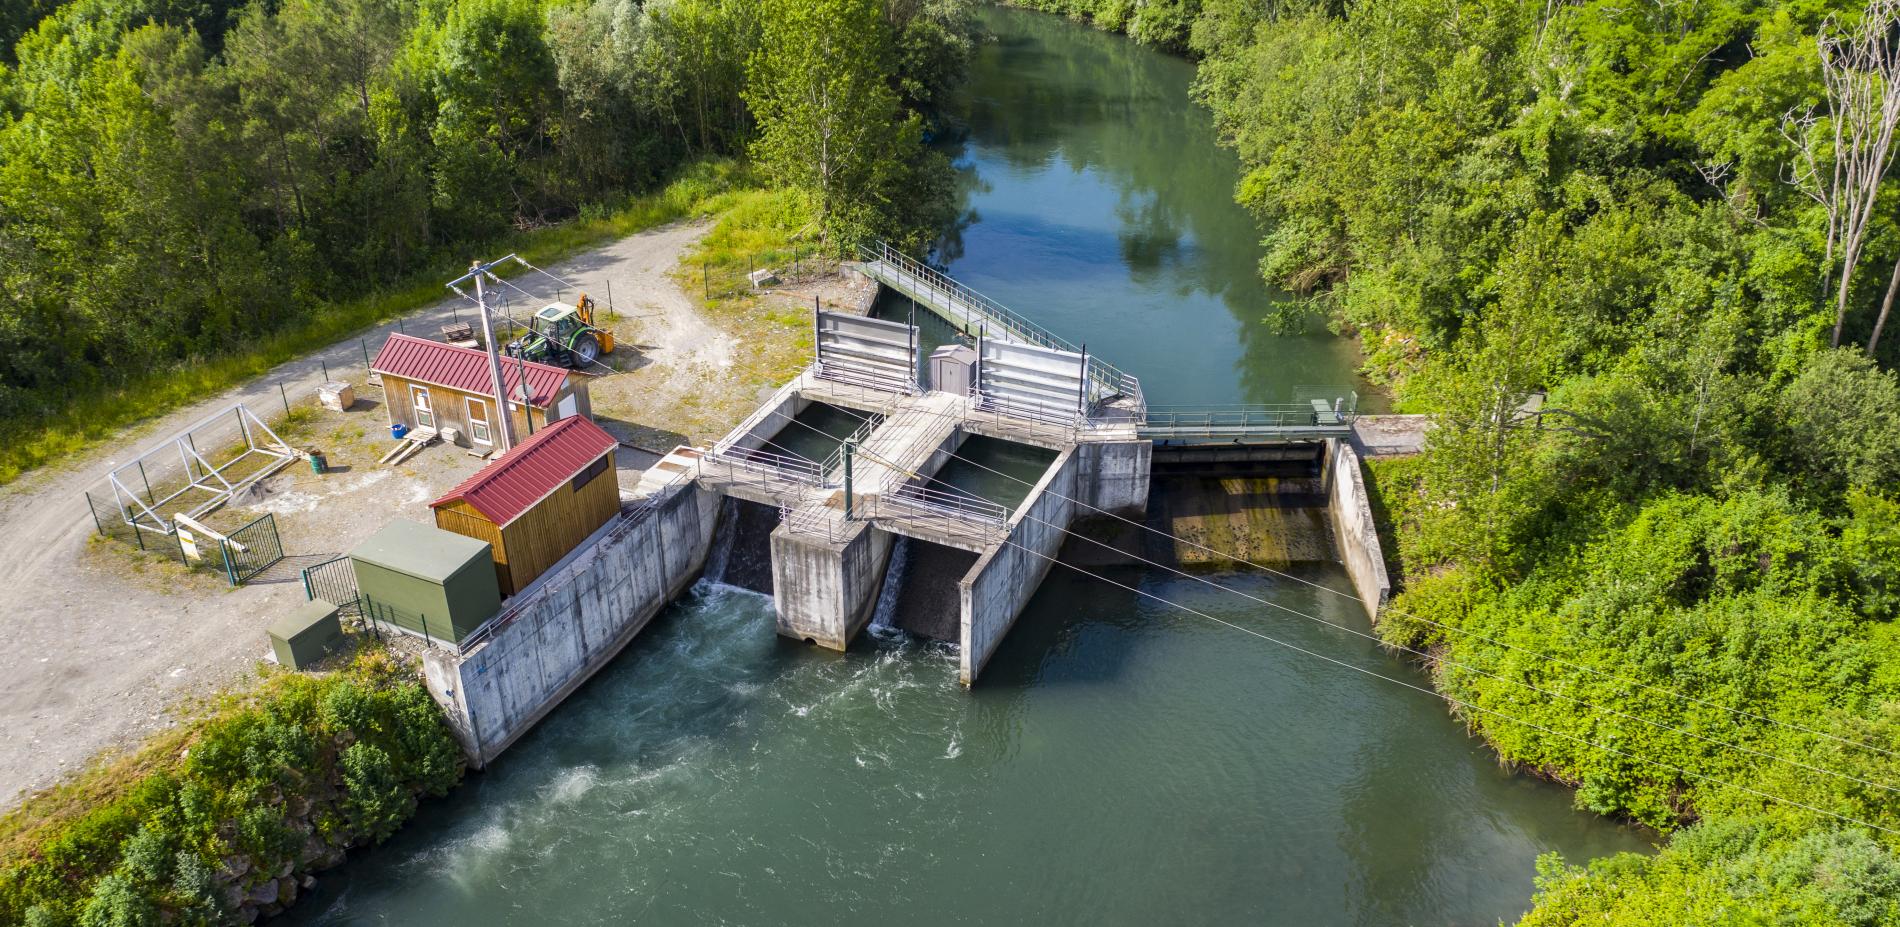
[286, 9, 1648, 924]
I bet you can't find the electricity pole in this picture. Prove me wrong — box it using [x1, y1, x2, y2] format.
[448, 257, 520, 450]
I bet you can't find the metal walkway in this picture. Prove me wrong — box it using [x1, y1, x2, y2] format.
[1139, 400, 1358, 444]
[857, 243, 1141, 405]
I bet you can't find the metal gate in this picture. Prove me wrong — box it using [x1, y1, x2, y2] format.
[976, 338, 1089, 425]
[814, 309, 918, 393]
[301, 554, 361, 616]
[222, 513, 284, 585]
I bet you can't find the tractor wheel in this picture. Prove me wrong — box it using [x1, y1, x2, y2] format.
[571, 332, 601, 367]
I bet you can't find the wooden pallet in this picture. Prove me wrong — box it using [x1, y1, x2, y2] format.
[378, 427, 438, 467]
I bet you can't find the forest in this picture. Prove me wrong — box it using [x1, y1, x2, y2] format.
[1028, 0, 1900, 921]
[0, 0, 972, 465]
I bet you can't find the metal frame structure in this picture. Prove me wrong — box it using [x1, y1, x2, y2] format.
[1139, 391, 1361, 443]
[106, 403, 298, 534]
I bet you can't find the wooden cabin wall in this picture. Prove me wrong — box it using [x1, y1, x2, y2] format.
[434, 502, 513, 593]
[494, 451, 620, 594]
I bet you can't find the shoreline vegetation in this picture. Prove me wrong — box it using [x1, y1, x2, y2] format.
[0, 649, 464, 926]
[1017, 0, 1900, 922]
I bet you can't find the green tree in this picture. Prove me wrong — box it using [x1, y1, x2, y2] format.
[745, 0, 919, 242]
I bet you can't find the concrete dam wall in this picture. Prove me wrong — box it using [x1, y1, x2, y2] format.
[423, 473, 721, 768]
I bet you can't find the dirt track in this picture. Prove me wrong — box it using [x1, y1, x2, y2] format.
[0, 220, 718, 807]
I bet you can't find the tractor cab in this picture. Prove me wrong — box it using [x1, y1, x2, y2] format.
[506, 298, 611, 369]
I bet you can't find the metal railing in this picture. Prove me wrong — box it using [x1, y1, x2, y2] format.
[974, 392, 1084, 430]
[875, 482, 1009, 527]
[781, 502, 858, 543]
[820, 416, 883, 485]
[798, 366, 912, 413]
[301, 555, 361, 616]
[858, 242, 1141, 404]
[695, 446, 825, 496]
[1139, 397, 1359, 440]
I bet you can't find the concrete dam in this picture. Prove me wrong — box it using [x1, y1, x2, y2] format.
[423, 251, 1398, 768]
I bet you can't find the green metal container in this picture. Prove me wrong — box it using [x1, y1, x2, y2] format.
[308, 450, 327, 474]
[270, 600, 344, 671]
[350, 520, 501, 644]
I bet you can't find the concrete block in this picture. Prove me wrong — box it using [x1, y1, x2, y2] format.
[770, 521, 893, 649]
[268, 600, 344, 671]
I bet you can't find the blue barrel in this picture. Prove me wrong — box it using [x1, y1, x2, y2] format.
[391, 423, 409, 440]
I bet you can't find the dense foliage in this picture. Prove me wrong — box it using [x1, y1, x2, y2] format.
[1035, 0, 1900, 920]
[0, 0, 972, 440]
[0, 652, 463, 925]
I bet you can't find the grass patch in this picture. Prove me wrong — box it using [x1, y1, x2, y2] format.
[586, 184, 837, 444]
[0, 160, 750, 489]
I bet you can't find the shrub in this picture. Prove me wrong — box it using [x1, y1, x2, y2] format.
[0, 652, 463, 924]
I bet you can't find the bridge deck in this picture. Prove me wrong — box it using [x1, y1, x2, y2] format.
[1139, 400, 1357, 444]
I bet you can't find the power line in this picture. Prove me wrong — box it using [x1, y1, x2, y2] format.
[800, 398, 1900, 763]
[768, 411, 1900, 799]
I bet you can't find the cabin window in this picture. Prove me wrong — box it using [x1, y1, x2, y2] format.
[411, 386, 434, 430]
[572, 455, 610, 491]
[467, 397, 492, 445]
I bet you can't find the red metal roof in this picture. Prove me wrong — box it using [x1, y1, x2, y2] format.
[372, 333, 569, 409]
[431, 416, 619, 526]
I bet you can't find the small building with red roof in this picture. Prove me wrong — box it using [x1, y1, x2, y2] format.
[429, 415, 621, 596]
[372, 333, 593, 451]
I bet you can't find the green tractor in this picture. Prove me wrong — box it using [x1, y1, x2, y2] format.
[506, 296, 613, 368]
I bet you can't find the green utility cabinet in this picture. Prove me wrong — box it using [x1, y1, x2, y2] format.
[350, 519, 501, 644]
[270, 600, 344, 670]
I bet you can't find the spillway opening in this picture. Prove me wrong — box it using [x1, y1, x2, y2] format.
[872, 535, 978, 643]
[921, 434, 1058, 514]
[761, 401, 878, 466]
[707, 498, 781, 594]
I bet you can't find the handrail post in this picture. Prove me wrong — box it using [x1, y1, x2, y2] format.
[843, 442, 854, 521]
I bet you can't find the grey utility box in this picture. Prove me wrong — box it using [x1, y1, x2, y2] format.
[270, 599, 345, 670]
[929, 344, 977, 397]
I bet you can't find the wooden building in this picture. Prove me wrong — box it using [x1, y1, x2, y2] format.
[371, 334, 592, 451]
[429, 416, 622, 596]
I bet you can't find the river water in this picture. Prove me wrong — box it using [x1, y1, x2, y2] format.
[287, 8, 1647, 925]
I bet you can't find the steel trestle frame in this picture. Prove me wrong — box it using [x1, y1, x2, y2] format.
[104, 403, 299, 533]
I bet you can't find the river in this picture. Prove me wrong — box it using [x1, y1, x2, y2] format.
[285, 7, 1648, 925]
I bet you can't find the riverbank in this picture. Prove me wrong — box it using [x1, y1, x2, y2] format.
[995, 2, 1900, 922]
[0, 649, 462, 925]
